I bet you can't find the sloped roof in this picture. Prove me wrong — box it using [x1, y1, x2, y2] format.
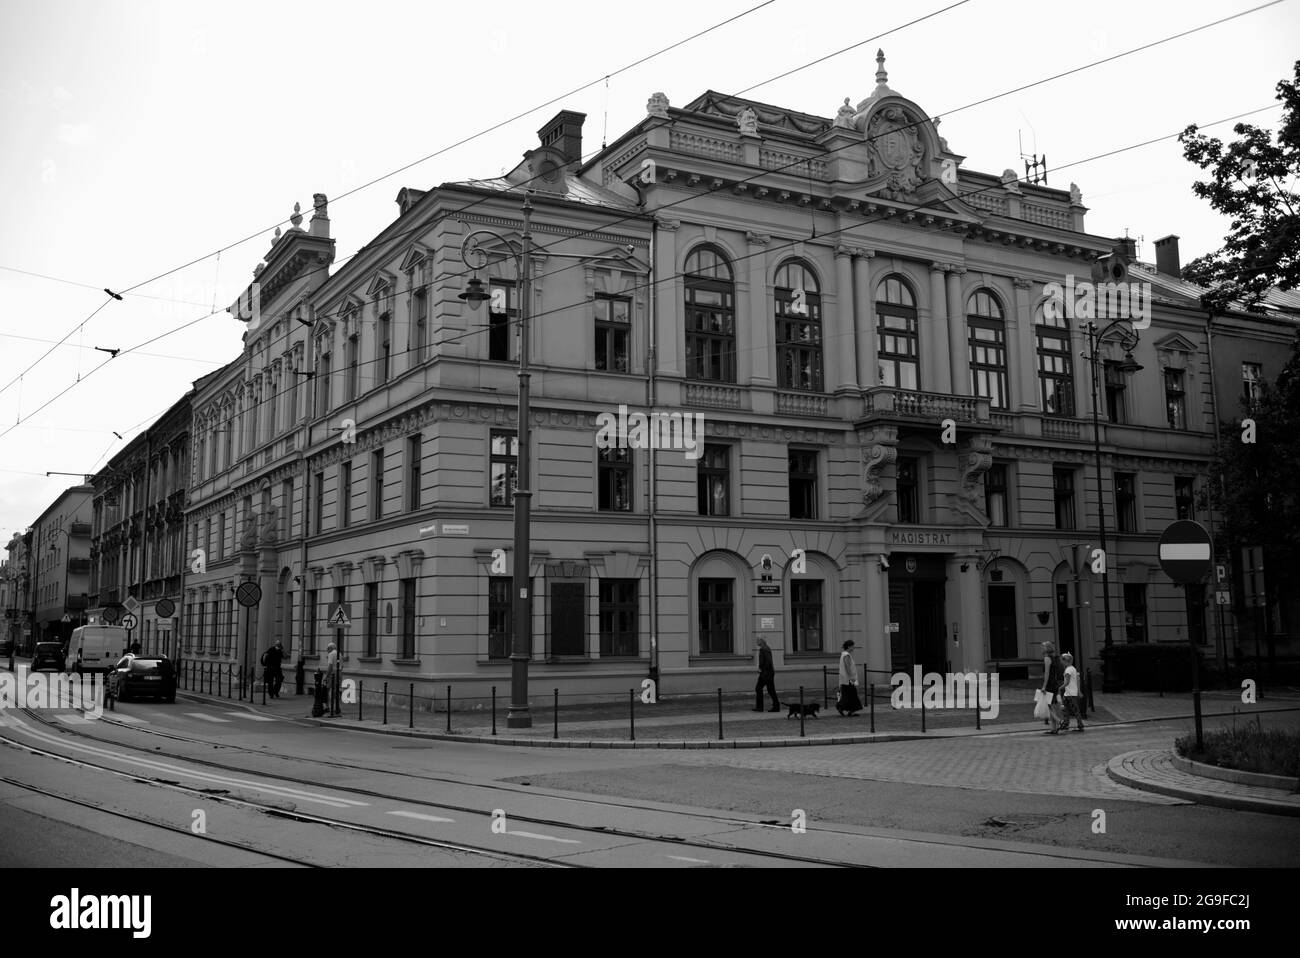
[1131, 260, 1300, 319]
[450, 173, 641, 213]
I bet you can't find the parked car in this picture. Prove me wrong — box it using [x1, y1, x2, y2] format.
[31, 641, 66, 672]
[109, 654, 176, 703]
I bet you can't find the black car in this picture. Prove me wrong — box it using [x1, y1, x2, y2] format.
[31, 641, 66, 672]
[110, 655, 176, 702]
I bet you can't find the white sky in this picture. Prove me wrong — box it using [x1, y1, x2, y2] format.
[1, 0, 1296, 538]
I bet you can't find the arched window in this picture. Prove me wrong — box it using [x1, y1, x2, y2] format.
[684, 246, 735, 383]
[775, 260, 822, 392]
[967, 289, 1007, 410]
[875, 275, 918, 390]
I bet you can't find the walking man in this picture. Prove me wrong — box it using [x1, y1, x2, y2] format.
[752, 637, 780, 712]
[262, 639, 285, 699]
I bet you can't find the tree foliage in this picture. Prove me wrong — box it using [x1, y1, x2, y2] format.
[1202, 334, 1300, 559]
[1179, 60, 1300, 313]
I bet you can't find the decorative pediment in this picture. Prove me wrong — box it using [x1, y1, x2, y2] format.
[399, 243, 432, 274]
[1154, 332, 1198, 370]
[365, 270, 397, 299]
[686, 90, 829, 136]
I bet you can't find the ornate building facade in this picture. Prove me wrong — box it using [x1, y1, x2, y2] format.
[88, 394, 192, 655]
[175, 54, 1274, 697]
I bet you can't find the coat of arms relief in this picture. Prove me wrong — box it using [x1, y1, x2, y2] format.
[865, 106, 925, 198]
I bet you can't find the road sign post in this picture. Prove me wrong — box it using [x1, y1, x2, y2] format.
[236, 582, 262, 702]
[1158, 521, 1212, 750]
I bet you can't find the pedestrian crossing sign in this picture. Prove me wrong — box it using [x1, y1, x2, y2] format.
[329, 605, 351, 629]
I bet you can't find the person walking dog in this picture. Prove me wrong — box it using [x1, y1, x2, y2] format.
[752, 637, 781, 712]
[837, 640, 863, 716]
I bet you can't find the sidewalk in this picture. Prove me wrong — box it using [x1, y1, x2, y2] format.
[176, 679, 1300, 812]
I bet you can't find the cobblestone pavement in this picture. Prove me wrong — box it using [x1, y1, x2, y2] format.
[657, 722, 1200, 803]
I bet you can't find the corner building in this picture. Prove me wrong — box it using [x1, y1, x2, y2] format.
[195, 55, 1223, 696]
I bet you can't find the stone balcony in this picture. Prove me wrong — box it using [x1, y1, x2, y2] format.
[775, 390, 830, 417]
[683, 382, 743, 410]
[861, 387, 991, 424]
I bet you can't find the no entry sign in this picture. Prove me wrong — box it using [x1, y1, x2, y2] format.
[1158, 520, 1213, 584]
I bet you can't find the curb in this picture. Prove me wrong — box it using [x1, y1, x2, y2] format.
[1106, 750, 1300, 817]
[1170, 753, 1300, 791]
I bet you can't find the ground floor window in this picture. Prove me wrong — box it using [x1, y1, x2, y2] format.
[599, 579, 638, 657]
[1124, 584, 1148, 643]
[790, 580, 823, 652]
[698, 579, 734, 654]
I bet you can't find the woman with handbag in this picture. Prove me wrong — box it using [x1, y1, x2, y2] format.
[837, 640, 863, 716]
[1040, 641, 1065, 734]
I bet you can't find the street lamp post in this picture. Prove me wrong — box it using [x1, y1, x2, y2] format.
[1083, 319, 1142, 693]
[459, 193, 631, 728]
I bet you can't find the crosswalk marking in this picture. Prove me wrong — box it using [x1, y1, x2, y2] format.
[666, 855, 711, 864]
[53, 714, 92, 725]
[183, 712, 233, 723]
[106, 713, 149, 725]
[388, 810, 455, 824]
[224, 711, 277, 722]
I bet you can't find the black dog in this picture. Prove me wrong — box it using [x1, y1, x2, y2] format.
[786, 702, 820, 719]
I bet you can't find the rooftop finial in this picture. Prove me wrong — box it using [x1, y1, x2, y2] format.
[290, 201, 303, 229]
[876, 48, 888, 86]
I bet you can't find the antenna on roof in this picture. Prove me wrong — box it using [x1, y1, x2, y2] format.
[1018, 129, 1047, 185]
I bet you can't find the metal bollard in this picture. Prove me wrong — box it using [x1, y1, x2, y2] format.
[1086, 668, 1096, 713]
[822, 665, 828, 708]
[799, 686, 805, 738]
[491, 686, 497, 736]
[383, 682, 388, 725]
[409, 683, 414, 729]
[921, 682, 926, 733]
[553, 688, 558, 740]
[717, 687, 724, 741]
[262, 670, 267, 706]
[446, 685, 451, 733]
[975, 675, 981, 731]
[359, 680, 363, 722]
[869, 681, 875, 733]
[629, 688, 635, 742]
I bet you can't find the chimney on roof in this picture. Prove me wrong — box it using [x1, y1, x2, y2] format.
[1117, 236, 1138, 263]
[1154, 235, 1181, 277]
[537, 110, 586, 166]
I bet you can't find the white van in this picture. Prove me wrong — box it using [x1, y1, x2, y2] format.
[71, 625, 128, 673]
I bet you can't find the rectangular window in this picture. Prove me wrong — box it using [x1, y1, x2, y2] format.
[685, 284, 736, 382]
[217, 511, 226, 561]
[598, 579, 638, 657]
[370, 449, 383, 521]
[407, 435, 422, 512]
[698, 579, 734, 654]
[1104, 360, 1128, 424]
[598, 447, 632, 512]
[346, 334, 359, 401]
[490, 431, 518, 507]
[790, 579, 823, 652]
[306, 589, 317, 654]
[1115, 472, 1137, 533]
[896, 456, 919, 524]
[340, 461, 352, 528]
[378, 312, 391, 385]
[316, 352, 331, 417]
[1053, 467, 1076, 530]
[208, 599, 217, 653]
[488, 578, 511, 659]
[1164, 368, 1187, 429]
[280, 479, 293, 537]
[313, 472, 324, 534]
[1037, 328, 1075, 417]
[364, 582, 378, 657]
[789, 450, 818, 520]
[223, 597, 233, 655]
[413, 289, 429, 363]
[549, 582, 586, 657]
[985, 462, 1009, 527]
[697, 444, 730, 517]
[1124, 584, 1148, 643]
[488, 280, 515, 362]
[1242, 362, 1262, 406]
[1175, 475, 1195, 521]
[594, 294, 630, 373]
[267, 378, 278, 439]
[968, 321, 1007, 409]
[400, 578, 416, 659]
[877, 310, 919, 389]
